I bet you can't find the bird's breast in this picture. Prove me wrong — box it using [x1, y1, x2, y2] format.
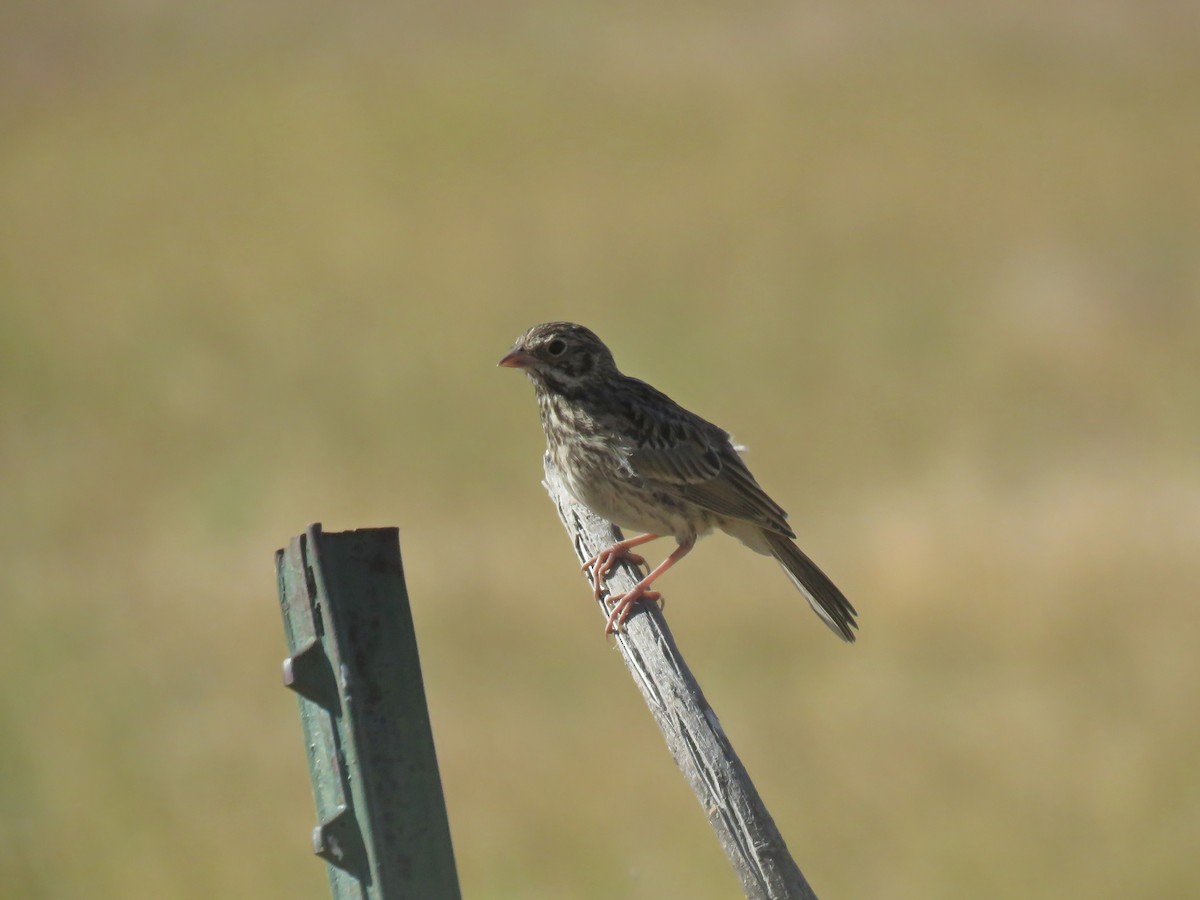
[552, 436, 711, 540]
[536, 390, 715, 539]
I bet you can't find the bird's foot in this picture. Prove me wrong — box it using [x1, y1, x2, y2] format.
[604, 586, 662, 635]
[582, 543, 648, 598]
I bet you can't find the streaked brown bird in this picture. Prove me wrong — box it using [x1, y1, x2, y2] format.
[499, 321, 857, 641]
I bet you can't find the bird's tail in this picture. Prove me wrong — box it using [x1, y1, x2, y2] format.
[762, 530, 858, 643]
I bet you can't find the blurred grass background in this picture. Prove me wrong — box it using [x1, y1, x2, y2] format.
[2, 1, 1198, 897]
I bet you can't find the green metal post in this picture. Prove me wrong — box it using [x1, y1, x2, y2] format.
[276, 523, 460, 899]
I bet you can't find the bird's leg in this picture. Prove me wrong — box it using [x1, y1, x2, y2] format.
[605, 538, 695, 635]
[582, 533, 661, 599]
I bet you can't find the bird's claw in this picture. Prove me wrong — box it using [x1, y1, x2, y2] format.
[604, 587, 662, 635]
[582, 545, 647, 598]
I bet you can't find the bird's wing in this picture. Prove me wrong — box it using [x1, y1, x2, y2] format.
[623, 391, 794, 537]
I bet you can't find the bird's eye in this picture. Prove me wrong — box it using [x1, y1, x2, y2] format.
[546, 338, 567, 356]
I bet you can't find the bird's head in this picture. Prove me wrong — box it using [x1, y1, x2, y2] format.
[498, 322, 617, 390]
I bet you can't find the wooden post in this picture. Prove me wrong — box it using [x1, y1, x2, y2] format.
[543, 456, 819, 900]
[276, 524, 461, 900]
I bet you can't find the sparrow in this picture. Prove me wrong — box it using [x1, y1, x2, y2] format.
[499, 321, 857, 641]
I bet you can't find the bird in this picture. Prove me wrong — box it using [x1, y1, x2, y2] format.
[498, 321, 857, 642]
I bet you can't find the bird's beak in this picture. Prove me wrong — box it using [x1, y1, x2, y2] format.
[498, 348, 537, 369]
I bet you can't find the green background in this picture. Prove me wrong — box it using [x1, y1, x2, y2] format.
[3, 2, 1197, 897]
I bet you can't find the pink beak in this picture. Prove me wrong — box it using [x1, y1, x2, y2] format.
[498, 348, 537, 369]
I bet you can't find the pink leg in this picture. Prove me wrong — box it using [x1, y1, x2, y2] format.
[605, 538, 695, 635]
[583, 533, 661, 599]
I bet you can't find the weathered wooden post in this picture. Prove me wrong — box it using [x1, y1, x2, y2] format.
[276, 523, 460, 899]
[544, 456, 820, 900]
